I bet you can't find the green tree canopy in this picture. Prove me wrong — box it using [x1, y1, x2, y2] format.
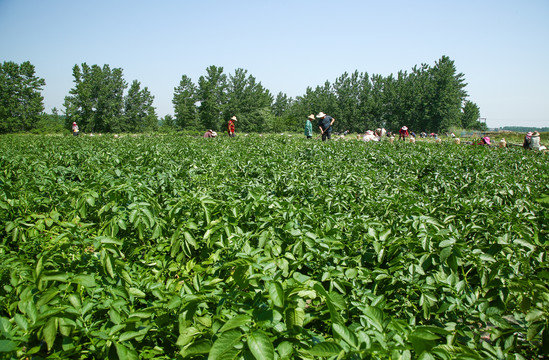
[225, 68, 273, 133]
[173, 75, 199, 130]
[64, 63, 127, 133]
[124, 80, 158, 132]
[197, 65, 227, 131]
[0, 61, 45, 133]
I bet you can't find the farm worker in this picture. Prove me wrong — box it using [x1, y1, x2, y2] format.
[316, 112, 335, 141]
[72, 122, 79, 136]
[399, 126, 409, 141]
[475, 136, 490, 146]
[228, 116, 237, 137]
[523, 132, 533, 149]
[203, 129, 217, 138]
[362, 130, 376, 142]
[499, 138, 507, 148]
[304, 114, 314, 139]
[374, 128, 386, 140]
[529, 131, 541, 150]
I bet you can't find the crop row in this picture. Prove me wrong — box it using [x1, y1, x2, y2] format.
[0, 135, 548, 359]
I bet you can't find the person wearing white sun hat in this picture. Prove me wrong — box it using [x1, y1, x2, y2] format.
[399, 126, 409, 141]
[316, 112, 335, 141]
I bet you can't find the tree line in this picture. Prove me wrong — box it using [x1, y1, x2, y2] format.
[0, 56, 486, 134]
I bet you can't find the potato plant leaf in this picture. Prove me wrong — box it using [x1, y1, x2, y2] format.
[247, 330, 274, 360]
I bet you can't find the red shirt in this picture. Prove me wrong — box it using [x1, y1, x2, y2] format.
[228, 120, 235, 133]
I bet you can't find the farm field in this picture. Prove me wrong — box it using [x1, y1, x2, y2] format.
[0, 134, 548, 359]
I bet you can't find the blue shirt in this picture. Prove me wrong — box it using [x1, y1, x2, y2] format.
[318, 116, 333, 132]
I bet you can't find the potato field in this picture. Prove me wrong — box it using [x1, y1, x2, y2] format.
[0, 134, 548, 359]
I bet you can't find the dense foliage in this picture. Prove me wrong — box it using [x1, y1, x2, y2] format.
[0, 61, 45, 134]
[64, 64, 157, 134]
[1, 57, 485, 134]
[0, 135, 547, 359]
[174, 56, 485, 134]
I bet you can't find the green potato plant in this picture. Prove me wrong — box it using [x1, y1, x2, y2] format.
[0, 134, 548, 359]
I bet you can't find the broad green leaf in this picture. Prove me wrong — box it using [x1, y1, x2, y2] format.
[128, 287, 146, 298]
[184, 231, 197, 248]
[247, 331, 274, 360]
[333, 322, 358, 349]
[176, 326, 201, 346]
[0, 340, 17, 353]
[105, 253, 115, 278]
[14, 314, 28, 331]
[307, 342, 342, 357]
[67, 294, 81, 310]
[41, 273, 69, 283]
[418, 351, 436, 360]
[181, 339, 211, 356]
[411, 329, 440, 341]
[527, 323, 543, 341]
[525, 309, 544, 323]
[277, 341, 293, 359]
[42, 317, 57, 351]
[119, 328, 149, 342]
[208, 329, 241, 360]
[364, 306, 384, 332]
[35, 256, 43, 279]
[115, 342, 139, 360]
[72, 274, 96, 288]
[285, 307, 305, 328]
[98, 236, 124, 245]
[439, 239, 455, 248]
[268, 282, 284, 308]
[218, 314, 252, 333]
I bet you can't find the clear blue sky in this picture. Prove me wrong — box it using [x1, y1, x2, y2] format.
[1, 0, 548, 128]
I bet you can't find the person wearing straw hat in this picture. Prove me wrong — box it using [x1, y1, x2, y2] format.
[228, 116, 237, 137]
[304, 114, 314, 139]
[203, 129, 217, 138]
[399, 126, 409, 141]
[72, 122, 79, 136]
[316, 112, 335, 141]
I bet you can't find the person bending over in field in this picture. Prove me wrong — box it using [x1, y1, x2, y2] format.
[399, 126, 409, 141]
[228, 116, 237, 137]
[316, 112, 335, 141]
[474, 136, 491, 146]
[72, 122, 79, 136]
[203, 129, 217, 138]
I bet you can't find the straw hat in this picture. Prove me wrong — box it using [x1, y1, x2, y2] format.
[402, 126, 408, 130]
[308, 114, 315, 120]
[316, 112, 326, 118]
[231, 116, 237, 121]
[532, 131, 540, 136]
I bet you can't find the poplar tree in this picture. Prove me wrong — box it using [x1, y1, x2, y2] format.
[172, 75, 199, 130]
[124, 80, 157, 132]
[0, 61, 45, 133]
[64, 63, 126, 133]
